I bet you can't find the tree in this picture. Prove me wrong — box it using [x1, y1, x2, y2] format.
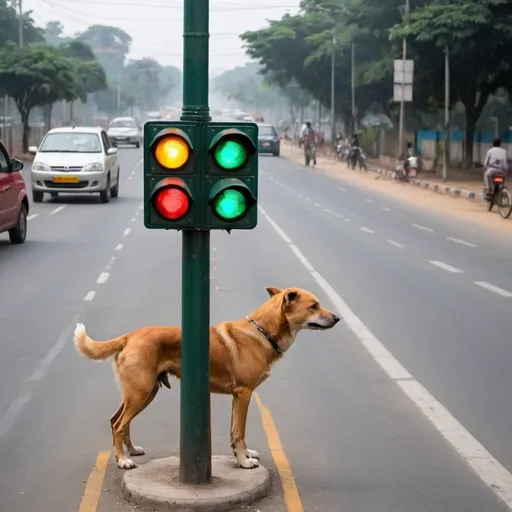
[0, 43, 81, 151]
[120, 58, 163, 112]
[0, 0, 43, 46]
[42, 20, 69, 46]
[77, 24, 132, 84]
[390, 0, 512, 166]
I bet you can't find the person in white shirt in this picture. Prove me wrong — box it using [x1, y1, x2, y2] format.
[483, 138, 508, 196]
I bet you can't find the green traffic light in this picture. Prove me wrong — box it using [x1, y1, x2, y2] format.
[212, 188, 248, 220]
[214, 139, 248, 170]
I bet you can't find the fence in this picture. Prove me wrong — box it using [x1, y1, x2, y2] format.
[0, 124, 46, 156]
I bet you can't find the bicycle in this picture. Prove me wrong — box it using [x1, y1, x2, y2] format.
[486, 173, 512, 219]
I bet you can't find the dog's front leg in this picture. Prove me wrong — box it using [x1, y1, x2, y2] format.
[231, 387, 259, 469]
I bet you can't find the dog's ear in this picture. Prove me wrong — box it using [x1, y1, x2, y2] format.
[266, 286, 282, 297]
[283, 289, 299, 305]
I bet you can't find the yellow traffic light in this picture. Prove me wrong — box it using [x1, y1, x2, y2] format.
[154, 135, 190, 170]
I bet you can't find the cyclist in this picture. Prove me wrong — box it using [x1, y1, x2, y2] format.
[483, 137, 508, 197]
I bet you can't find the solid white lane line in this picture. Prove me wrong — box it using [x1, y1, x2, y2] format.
[360, 227, 375, 234]
[27, 214, 39, 220]
[123, 228, 131, 237]
[49, 205, 67, 216]
[412, 223, 434, 233]
[430, 260, 464, 273]
[97, 272, 109, 284]
[258, 204, 512, 509]
[84, 291, 96, 301]
[474, 281, 512, 298]
[387, 239, 404, 248]
[446, 236, 478, 248]
[115, 244, 123, 251]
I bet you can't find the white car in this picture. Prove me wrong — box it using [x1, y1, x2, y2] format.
[29, 126, 120, 204]
[107, 117, 142, 148]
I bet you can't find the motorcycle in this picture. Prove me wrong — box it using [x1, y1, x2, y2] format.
[485, 172, 512, 219]
[395, 154, 418, 181]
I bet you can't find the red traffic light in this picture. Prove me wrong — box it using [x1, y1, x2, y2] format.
[154, 187, 190, 220]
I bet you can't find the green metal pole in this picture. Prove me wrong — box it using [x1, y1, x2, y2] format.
[179, 0, 212, 485]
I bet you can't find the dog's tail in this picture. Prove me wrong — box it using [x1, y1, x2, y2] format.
[73, 323, 128, 361]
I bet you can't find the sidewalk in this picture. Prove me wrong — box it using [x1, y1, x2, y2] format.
[286, 142, 485, 203]
[368, 156, 484, 202]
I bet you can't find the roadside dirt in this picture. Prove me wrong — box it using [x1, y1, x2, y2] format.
[281, 144, 512, 236]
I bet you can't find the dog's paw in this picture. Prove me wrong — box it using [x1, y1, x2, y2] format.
[128, 446, 145, 456]
[117, 457, 137, 469]
[245, 448, 260, 460]
[238, 457, 260, 469]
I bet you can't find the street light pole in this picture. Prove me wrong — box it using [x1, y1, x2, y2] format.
[397, 0, 409, 157]
[330, 29, 336, 150]
[351, 42, 356, 132]
[442, 46, 450, 182]
[18, 0, 23, 47]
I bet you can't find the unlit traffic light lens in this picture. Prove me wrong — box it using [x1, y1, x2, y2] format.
[154, 136, 190, 170]
[154, 187, 190, 220]
[212, 189, 247, 220]
[214, 140, 248, 170]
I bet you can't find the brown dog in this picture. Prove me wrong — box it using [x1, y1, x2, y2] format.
[73, 286, 339, 469]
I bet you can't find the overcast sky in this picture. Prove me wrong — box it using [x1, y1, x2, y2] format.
[24, 0, 300, 73]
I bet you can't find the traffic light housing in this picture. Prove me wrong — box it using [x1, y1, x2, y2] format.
[205, 122, 258, 230]
[144, 122, 197, 229]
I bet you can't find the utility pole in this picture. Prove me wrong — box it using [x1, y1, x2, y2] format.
[18, 0, 23, 47]
[330, 30, 336, 150]
[442, 46, 450, 182]
[397, 0, 409, 157]
[351, 42, 357, 132]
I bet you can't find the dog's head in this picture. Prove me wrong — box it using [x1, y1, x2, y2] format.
[266, 286, 340, 331]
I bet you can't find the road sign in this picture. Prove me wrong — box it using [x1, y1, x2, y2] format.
[393, 84, 413, 102]
[394, 59, 414, 84]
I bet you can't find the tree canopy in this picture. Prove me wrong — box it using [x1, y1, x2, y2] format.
[241, 0, 512, 165]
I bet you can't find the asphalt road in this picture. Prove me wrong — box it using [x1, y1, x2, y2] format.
[0, 147, 511, 512]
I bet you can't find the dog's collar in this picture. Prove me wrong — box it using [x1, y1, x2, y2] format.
[246, 316, 282, 354]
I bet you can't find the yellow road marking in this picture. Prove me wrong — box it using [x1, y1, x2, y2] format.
[79, 450, 111, 512]
[255, 393, 304, 511]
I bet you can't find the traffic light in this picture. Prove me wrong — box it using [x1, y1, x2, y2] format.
[144, 122, 197, 229]
[205, 122, 258, 230]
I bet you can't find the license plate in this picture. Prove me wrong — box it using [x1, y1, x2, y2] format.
[263, 142, 270, 147]
[53, 175, 79, 184]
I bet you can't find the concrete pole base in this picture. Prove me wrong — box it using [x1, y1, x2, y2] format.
[121, 455, 271, 511]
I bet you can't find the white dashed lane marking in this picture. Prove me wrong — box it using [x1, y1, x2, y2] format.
[97, 272, 110, 284]
[27, 214, 39, 220]
[430, 261, 464, 273]
[115, 244, 123, 251]
[387, 239, 404, 249]
[382, 207, 391, 212]
[360, 227, 375, 234]
[49, 205, 67, 216]
[412, 223, 434, 233]
[446, 237, 478, 248]
[365, 198, 373, 203]
[123, 228, 131, 237]
[474, 281, 512, 298]
[83, 291, 96, 301]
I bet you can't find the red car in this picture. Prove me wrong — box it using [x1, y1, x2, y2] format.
[0, 139, 28, 244]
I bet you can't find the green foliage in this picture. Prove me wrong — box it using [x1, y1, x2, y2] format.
[0, 0, 43, 46]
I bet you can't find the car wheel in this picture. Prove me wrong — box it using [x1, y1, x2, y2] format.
[9, 203, 27, 244]
[273, 151, 280, 157]
[135, 141, 141, 148]
[111, 171, 120, 198]
[100, 175, 111, 203]
[32, 190, 44, 203]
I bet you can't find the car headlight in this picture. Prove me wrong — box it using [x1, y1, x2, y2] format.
[32, 162, 51, 172]
[83, 162, 104, 172]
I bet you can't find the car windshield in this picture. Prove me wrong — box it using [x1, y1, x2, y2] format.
[110, 119, 137, 128]
[39, 133, 102, 153]
[259, 126, 276, 137]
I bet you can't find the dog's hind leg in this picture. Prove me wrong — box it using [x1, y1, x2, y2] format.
[230, 387, 259, 469]
[123, 383, 159, 456]
[113, 381, 156, 469]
